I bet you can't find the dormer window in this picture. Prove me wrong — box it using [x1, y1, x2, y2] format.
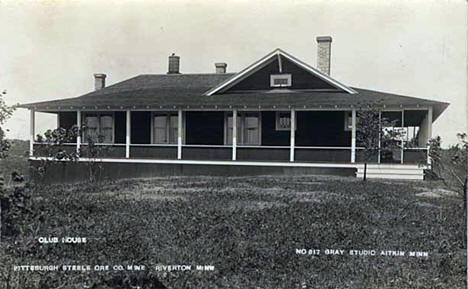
[270, 74, 292, 88]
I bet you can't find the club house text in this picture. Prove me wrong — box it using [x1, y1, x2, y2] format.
[296, 249, 429, 257]
[38, 237, 87, 244]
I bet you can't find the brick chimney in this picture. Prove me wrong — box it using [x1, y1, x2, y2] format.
[168, 53, 180, 74]
[94, 73, 106, 91]
[316, 36, 332, 75]
[215, 63, 227, 74]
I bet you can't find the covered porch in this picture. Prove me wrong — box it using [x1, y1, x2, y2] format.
[28, 107, 432, 165]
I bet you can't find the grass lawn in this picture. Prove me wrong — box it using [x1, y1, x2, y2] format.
[1, 174, 466, 289]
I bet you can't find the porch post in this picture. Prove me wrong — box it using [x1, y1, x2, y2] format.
[290, 108, 295, 162]
[232, 109, 237, 161]
[126, 110, 131, 158]
[177, 109, 182, 160]
[400, 110, 404, 164]
[29, 109, 35, 157]
[76, 110, 81, 155]
[351, 109, 356, 163]
[427, 107, 433, 165]
[377, 111, 381, 164]
[427, 107, 433, 140]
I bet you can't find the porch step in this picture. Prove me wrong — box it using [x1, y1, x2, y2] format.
[356, 164, 425, 180]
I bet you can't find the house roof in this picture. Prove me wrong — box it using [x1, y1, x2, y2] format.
[19, 51, 449, 121]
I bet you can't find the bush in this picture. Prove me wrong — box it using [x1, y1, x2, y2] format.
[428, 134, 467, 198]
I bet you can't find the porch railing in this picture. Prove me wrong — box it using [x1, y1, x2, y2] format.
[31, 142, 428, 165]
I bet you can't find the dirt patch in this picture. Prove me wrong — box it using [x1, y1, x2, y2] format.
[100, 190, 187, 201]
[294, 181, 324, 185]
[165, 187, 205, 194]
[416, 191, 442, 198]
[225, 200, 288, 212]
[254, 187, 287, 195]
[416, 188, 459, 198]
[416, 201, 440, 208]
[294, 197, 322, 203]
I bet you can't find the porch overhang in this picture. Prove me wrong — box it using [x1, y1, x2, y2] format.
[19, 87, 448, 121]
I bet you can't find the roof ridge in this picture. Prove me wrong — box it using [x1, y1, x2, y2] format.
[137, 73, 236, 76]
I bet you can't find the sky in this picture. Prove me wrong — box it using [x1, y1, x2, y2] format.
[0, 0, 466, 146]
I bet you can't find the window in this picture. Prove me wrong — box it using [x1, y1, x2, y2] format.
[270, 74, 292, 88]
[225, 112, 261, 145]
[153, 114, 168, 143]
[84, 115, 99, 141]
[100, 115, 113, 143]
[225, 113, 241, 145]
[83, 112, 114, 143]
[169, 114, 178, 143]
[152, 112, 178, 144]
[244, 113, 260, 144]
[275, 111, 296, 131]
[344, 111, 353, 131]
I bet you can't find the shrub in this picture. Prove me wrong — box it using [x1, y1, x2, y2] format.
[31, 126, 114, 185]
[428, 134, 467, 198]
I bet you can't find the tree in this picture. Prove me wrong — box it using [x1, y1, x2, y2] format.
[80, 131, 113, 184]
[0, 90, 15, 241]
[0, 90, 15, 159]
[356, 107, 404, 181]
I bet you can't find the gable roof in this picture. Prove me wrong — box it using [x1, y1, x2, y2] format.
[205, 48, 357, 95]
